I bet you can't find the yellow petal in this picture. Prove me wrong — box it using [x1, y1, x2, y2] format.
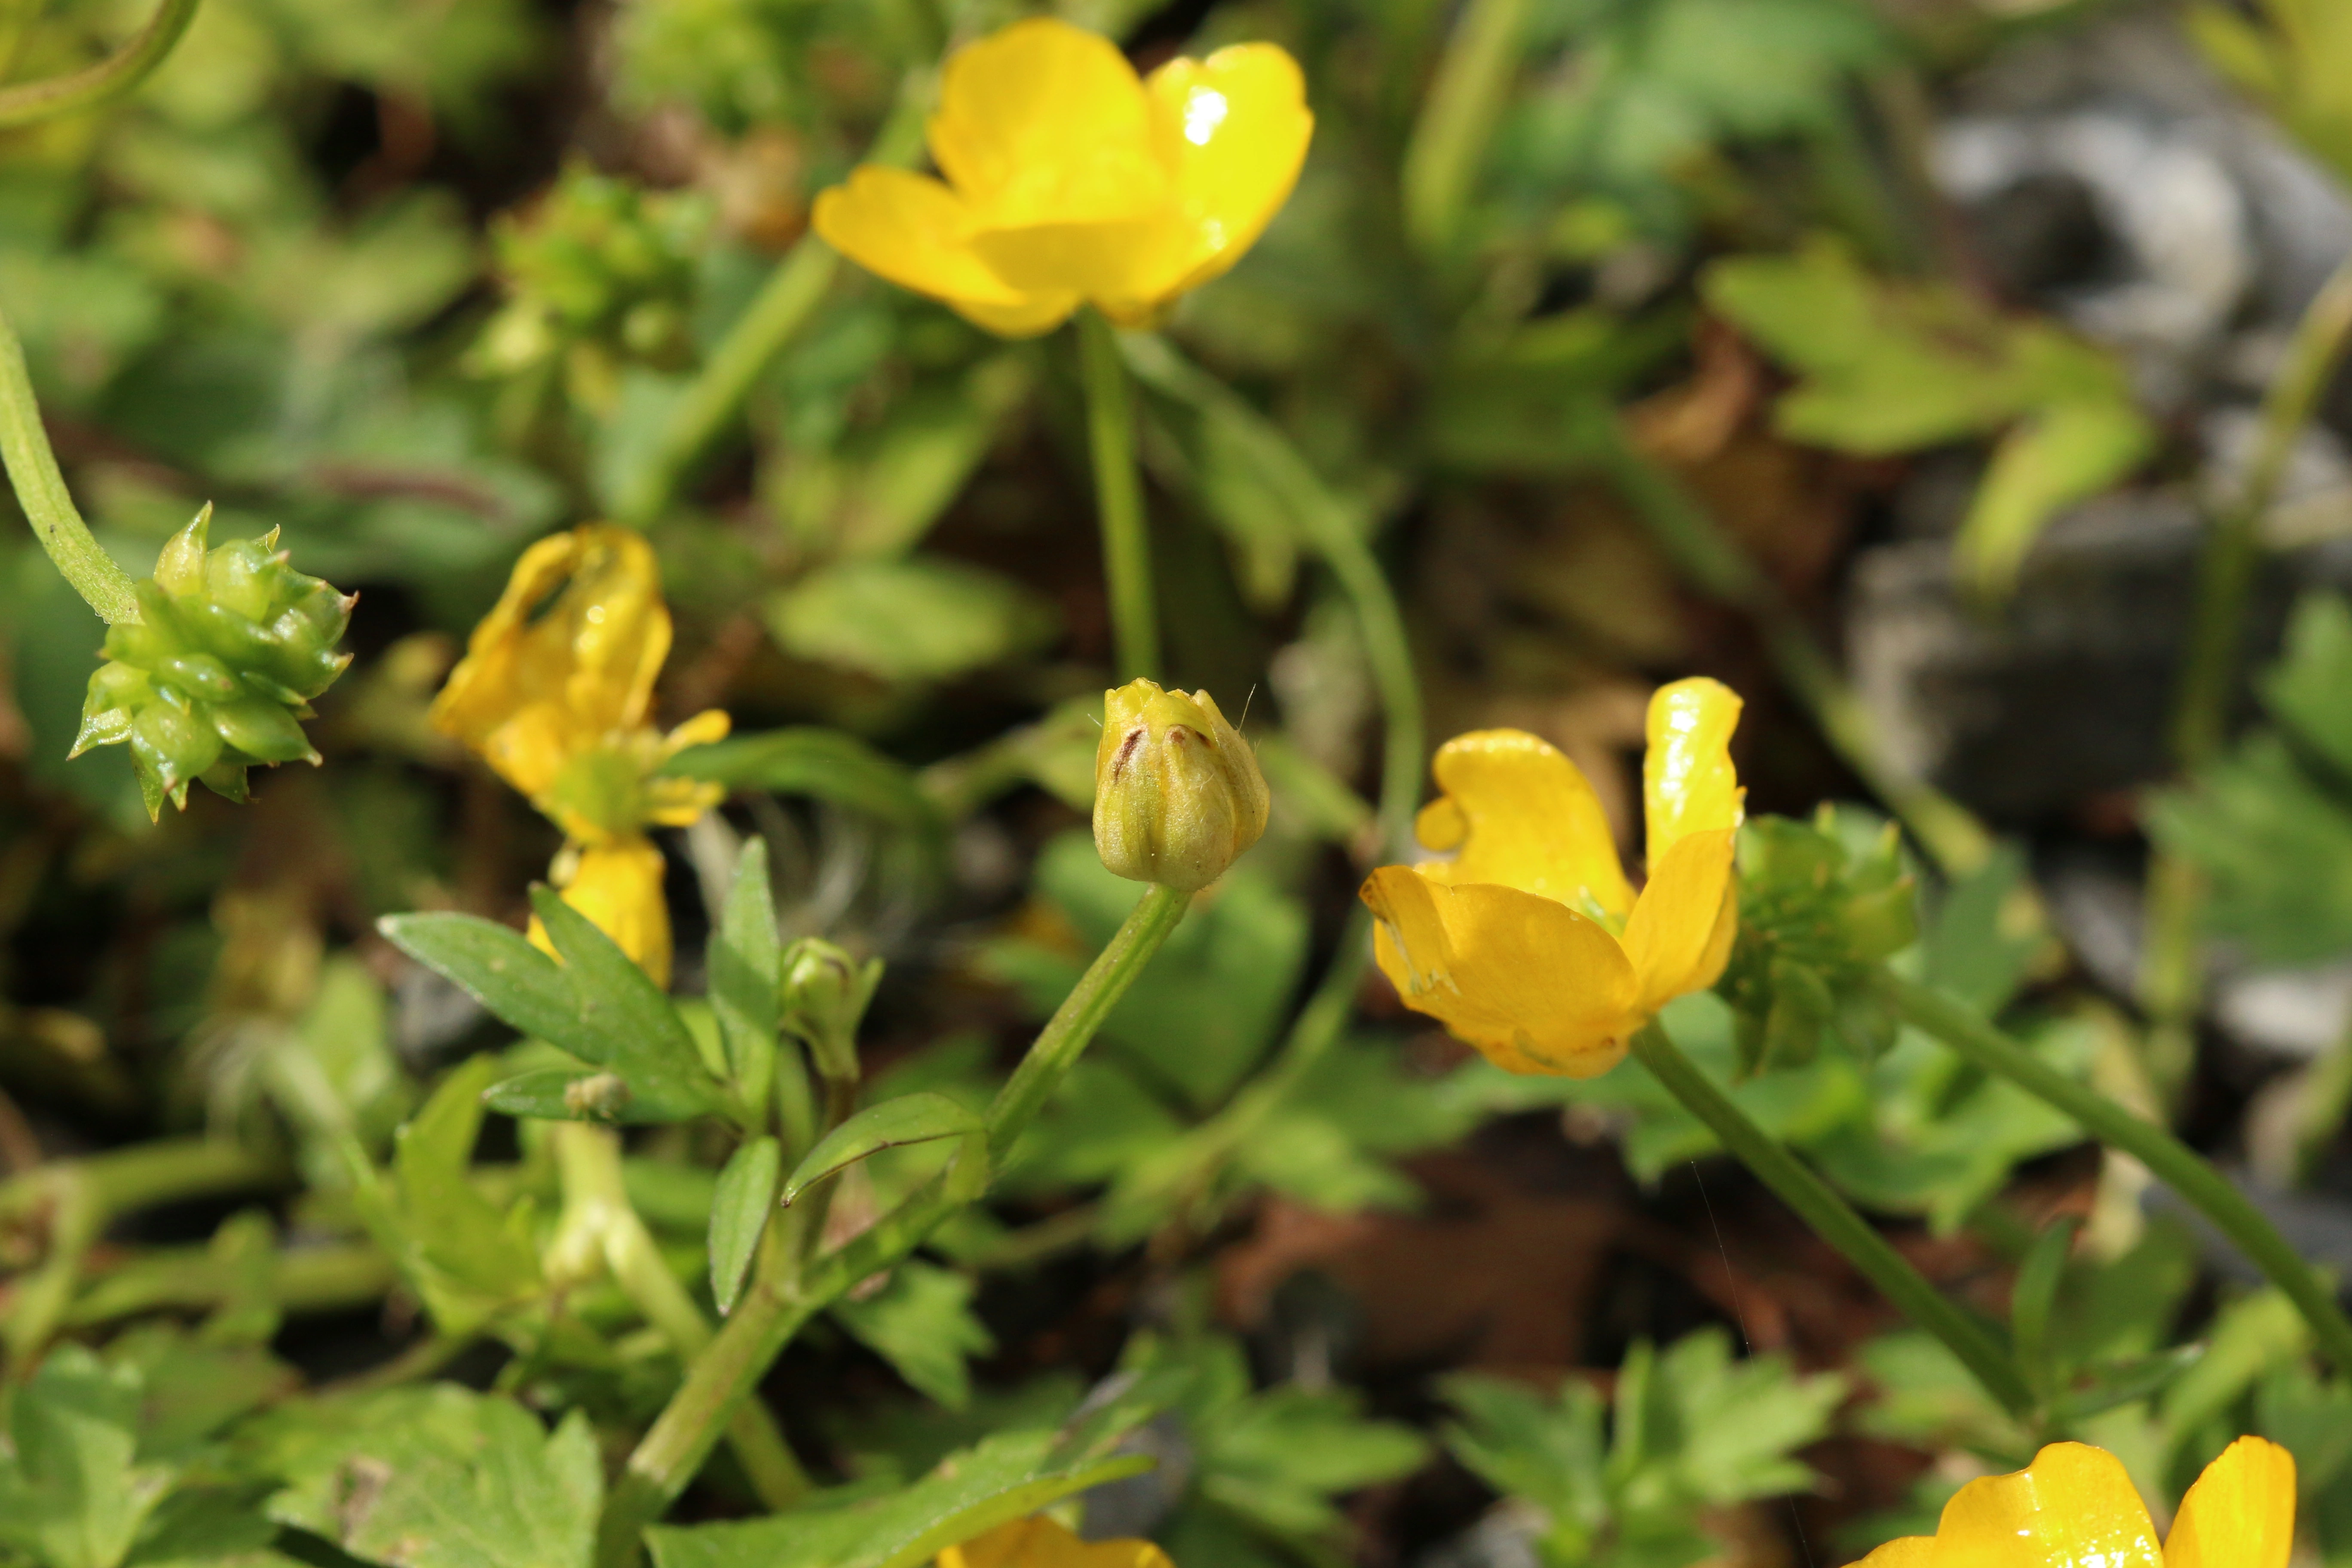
[433, 526, 671, 802]
[1417, 729, 1632, 921]
[1363, 866, 1640, 1077]
[1623, 828, 1736, 1013]
[936, 1515, 1171, 1568]
[1934, 1442, 2160, 1568]
[929, 19, 1166, 232]
[2166, 1437, 2297, 1568]
[530, 837, 674, 989]
[812, 166, 1072, 330]
[1107, 42, 1314, 314]
[1853, 1539, 1936, 1568]
[1643, 677, 1744, 871]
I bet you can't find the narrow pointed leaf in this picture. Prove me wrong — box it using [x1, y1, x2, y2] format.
[780, 1093, 985, 1207]
[709, 1136, 780, 1316]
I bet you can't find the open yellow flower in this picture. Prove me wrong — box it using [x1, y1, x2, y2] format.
[432, 524, 728, 986]
[1858, 1437, 2295, 1568]
[812, 16, 1312, 336]
[937, 1515, 1170, 1568]
[1360, 677, 1743, 1078]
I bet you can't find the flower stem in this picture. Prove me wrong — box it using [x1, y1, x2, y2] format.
[1077, 309, 1158, 683]
[552, 1124, 808, 1510]
[0, 303, 140, 623]
[1878, 971, 2352, 1377]
[1595, 416, 1993, 877]
[2139, 256, 2352, 1100]
[591, 881, 1189, 1565]
[612, 82, 929, 528]
[0, 0, 202, 129]
[1627, 1020, 2035, 1418]
[1400, 0, 1531, 254]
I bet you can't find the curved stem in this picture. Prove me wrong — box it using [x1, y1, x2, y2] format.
[1627, 1020, 2036, 1418]
[1077, 311, 1158, 683]
[1400, 0, 1530, 255]
[0, 0, 201, 129]
[1115, 332, 1423, 861]
[1879, 971, 2352, 1378]
[0, 304, 140, 623]
[2140, 256, 2352, 1096]
[592, 881, 1190, 1565]
[611, 84, 929, 527]
[551, 1124, 808, 1511]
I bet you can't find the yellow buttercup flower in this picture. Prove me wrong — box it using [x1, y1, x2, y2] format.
[936, 1515, 1170, 1568]
[1858, 1437, 2294, 1568]
[1360, 677, 1744, 1078]
[433, 524, 728, 986]
[812, 17, 1312, 337]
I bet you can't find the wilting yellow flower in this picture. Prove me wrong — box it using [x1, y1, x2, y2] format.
[812, 17, 1312, 337]
[1094, 678, 1268, 892]
[1858, 1437, 2294, 1568]
[1360, 677, 1744, 1078]
[937, 1515, 1170, 1568]
[433, 524, 728, 985]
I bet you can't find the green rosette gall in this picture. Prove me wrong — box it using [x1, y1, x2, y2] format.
[71, 505, 354, 817]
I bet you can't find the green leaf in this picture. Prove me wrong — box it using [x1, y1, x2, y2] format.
[295, 1394, 601, 1568]
[1706, 241, 2149, 598]
[710, 838, 781, 1114]
[0, 1346, 175, 1568]
[377, 913, 585, 1054]
[782, 1092, 986, 1206]
[644, 1430, 1151, 1568]
[528, 888, 727, 1121]
[831, 1261, 996, 1409]
[764, 557, 1057, 685]
[2010, 1216, 2079, 1400]
[709, 1136, 780, 1317]
[372, 1056, 542, 1332]
[667, 728, 943, 835]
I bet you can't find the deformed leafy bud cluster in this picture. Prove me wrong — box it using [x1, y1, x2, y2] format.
[1716, 805, 1919, 1074]
[73, 506, 353, 818]
[469, 164, 712, 406]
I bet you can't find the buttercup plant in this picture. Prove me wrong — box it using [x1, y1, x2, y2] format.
[431, 523, 728, 985]
[1859, 1437, 2294, 1568]
[1361, 677, 1743, 1078]
[812, 17, 1312, 337]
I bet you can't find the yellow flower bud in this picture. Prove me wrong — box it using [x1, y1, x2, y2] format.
[1092, 679, 1268, 892]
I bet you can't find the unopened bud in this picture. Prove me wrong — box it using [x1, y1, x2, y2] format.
[1092, 680, 1268, 893]
[781, 937, 882, 1084]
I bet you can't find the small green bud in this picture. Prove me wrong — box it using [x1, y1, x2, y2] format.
[72, 506, 352, 818]
[1092, 679, 1269, 893]
[781, 937, 882, 1085]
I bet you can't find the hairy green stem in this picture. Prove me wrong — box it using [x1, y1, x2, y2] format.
[0, 304, 140, 622]
[1077, 311, 1158, 683]
[2139, 257, 2352, 1096]
[552, 1125, 808, 1510]
[1594, 416, 1993, 876]
[1628, 1020, 2036, 1418]
[593, 882, 1190, 1564]
[1400, 0, 1529, 254]
[0, 0, 202, 128]
[612, 85, 928, 527]
[1880, 971, 2352, 1377]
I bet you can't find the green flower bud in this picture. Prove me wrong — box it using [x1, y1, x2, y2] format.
[1092, 679, 1268, 893]
[72, 505, 353, 818]
[781, 937, 882, 1085]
